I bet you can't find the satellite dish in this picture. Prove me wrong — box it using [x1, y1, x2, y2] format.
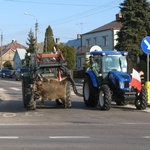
[90, 45, 102, 52]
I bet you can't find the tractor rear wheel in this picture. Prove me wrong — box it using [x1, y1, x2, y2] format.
[22, 74, 36, 110]
[64, 81, 71, 108]
[98, 85, 112, 110]
[83, 76, 98, 107]
[135, 86, 148, 110]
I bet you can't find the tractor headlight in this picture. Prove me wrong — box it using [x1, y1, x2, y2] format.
[119, 81, 124, 89]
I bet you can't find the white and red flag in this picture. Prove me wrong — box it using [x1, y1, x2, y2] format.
[57, 69, 62, 81]
[130, 68, 142, 92]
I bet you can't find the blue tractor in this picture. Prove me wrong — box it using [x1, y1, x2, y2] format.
[83, 46, 148, 110]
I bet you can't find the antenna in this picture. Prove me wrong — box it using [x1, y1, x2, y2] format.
[75, 23, 89, 33]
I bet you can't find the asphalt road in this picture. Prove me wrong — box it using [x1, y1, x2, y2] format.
[0, 78, 150, 150]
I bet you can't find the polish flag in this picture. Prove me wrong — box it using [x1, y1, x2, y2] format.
[130, 68, 142, 92]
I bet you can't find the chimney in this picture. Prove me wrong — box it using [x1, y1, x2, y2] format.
[56, 38, 60, 45]
[77, 34, 81, 39]
[12, 39, 16, 43]
[116, 13, 122, 21]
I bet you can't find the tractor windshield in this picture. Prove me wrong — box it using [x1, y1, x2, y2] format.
[102, 55, 127, 73]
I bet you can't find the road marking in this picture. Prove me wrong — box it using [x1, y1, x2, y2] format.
[49, 136, 90, 139]
[0, 136, 19, 139]
[142, 136, 150, 139]
[9, 87, 21, 91]
[3, 113, 16, 118]
[0, 88, 7, 91]
[0, 80, 21, 85]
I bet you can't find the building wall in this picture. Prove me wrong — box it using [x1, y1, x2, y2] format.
[75, 29, 120, 71]
[1, 49, 15, 68]
[13, 52, 22, 70]
[82, 30, 116, 50]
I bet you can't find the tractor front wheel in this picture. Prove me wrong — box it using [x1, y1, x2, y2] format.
[135, 86, 148, 110]
[83, 76, 98, 107]
[22, 75, 36, 110]
[98, 85, 112, 110]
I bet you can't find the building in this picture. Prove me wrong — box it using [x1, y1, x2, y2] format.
[0, 40, 26, 68]
[13, 48, 26, 69]
[81, 13, 122, 51]
[76, 13, 122, 71]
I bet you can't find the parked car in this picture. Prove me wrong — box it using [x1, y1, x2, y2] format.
[14, 68, 29, 81]
[0, 69, 13, 78]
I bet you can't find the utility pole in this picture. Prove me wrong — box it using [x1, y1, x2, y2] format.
[35, 17, 38, 44]
[24, 12, 38, 50]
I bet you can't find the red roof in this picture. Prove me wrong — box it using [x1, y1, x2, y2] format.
[0, 40, 26, 57]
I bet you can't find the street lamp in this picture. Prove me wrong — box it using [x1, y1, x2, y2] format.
[24, 12, 38, 45]
[0, 29, 3, 69]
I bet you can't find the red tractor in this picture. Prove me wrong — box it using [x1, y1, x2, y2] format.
[22, 50, 77, 110]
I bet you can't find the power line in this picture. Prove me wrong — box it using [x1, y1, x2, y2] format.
[4, 0, 116, 7]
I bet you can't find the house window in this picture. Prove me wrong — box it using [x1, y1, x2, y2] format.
[86, 38, 91, 46]
[94, 37, 97, 45]
[103, 36, 108, 46]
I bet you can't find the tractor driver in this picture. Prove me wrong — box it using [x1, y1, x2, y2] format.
[92, 55, 102, 77]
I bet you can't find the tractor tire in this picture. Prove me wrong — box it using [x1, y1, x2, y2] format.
[22, 76, 26, 108]
[135, 86, 148, 110]
[98, 85, 112, 110]
[22, 75, 36, 110]
[83, 76, 98, 107]
[64, 81, 71, 108]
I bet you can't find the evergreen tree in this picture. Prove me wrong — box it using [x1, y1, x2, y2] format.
[25, 29, 36, 67]
[43, 26, 55, 53]
[58, 45, 76, 70]
[26, 29, 36, 53]
[115, 0, 150, 56]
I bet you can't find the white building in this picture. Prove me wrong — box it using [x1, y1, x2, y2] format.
[13, 48, 26, 70]
[76, 13, 122, 71]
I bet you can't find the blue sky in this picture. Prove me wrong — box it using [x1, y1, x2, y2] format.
[0, 0, 144, 46]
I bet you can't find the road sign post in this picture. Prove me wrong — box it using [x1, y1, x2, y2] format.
[141, 36, 150, 104]
[141, 36, 150, 81]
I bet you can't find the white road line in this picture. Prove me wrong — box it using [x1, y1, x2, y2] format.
[0, 136, 19, 139]
[9, 87, 21, 91]
[0, 88, 7, 92]
[142, 136, 150, 139]
[49, 136, 90, 139]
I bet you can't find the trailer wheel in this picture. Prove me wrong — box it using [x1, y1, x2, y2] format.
[22, 75, 36, 110]
[98, 85, 112, 110]
[135, 86, 148, 110]
[64, 81, 71, 108]
[83, 76, 98, 107]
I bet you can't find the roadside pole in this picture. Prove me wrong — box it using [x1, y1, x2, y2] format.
[141, 36, 150, 104]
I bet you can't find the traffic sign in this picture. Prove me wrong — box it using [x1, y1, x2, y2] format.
[141, 36, 150, 54]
